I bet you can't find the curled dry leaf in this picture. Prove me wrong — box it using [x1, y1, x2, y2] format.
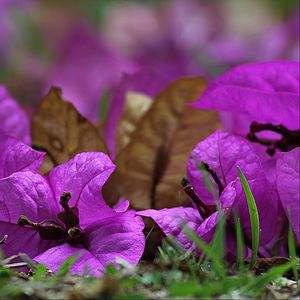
[155, 106, 219, 209]
[104, 77, 219, 210]
[31, 87, 107, 173]
[116, 91, 152, 154]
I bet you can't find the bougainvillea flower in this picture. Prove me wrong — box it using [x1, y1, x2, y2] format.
[276, 147, 300, 241]
[193, 61, 300, 160]
[0, 152, 145, 276]
[0, 85, 31, 144]
[138, 131, 278, 254]
[193, 61, 299, 131]
[0, 133, 44, 179]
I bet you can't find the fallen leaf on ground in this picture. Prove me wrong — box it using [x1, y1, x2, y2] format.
[104, 77, 219, 210]
[31, 87, 107, 173]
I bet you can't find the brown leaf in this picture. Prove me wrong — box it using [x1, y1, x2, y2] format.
[253, 257, 291, 275]
[116, 91, 152, 154]
[31, 87, 107, 173]
[155, 107, 219, 209]
[105, 77, 219, 210]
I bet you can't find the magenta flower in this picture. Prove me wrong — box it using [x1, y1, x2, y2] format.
[138, 131, 278, 255]
[0, 85, 31, 144]
[0, 133, 44, 179]
[193, 61, 299, 154]
[0, 151, 145, 276]
[193, 61, 299, 131]
[192, 61, 299, 190]
[276, 147, 300, 241]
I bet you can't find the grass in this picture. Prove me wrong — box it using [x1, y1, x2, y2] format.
[238, 167, 260, 268]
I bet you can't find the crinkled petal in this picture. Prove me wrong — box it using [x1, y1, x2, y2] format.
[0, 85, 31, 144]
[113, 199, 130, 213]
[138, 207, 202, 251]
[187, 130, 264, 205]
[276, 148, 300, 240]
[0, 133, 44, 179]
[194, 61, 300, 130]
[84, 210, 145, 271]
[49, 152, 116, 228]
[37, 210, 145, 276]
[0, 222, 58, 259]
[34, 244, 103, 276]
[0, 171, 58, 224]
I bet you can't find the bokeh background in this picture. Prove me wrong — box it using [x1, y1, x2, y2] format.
[1, 0, 299, 121]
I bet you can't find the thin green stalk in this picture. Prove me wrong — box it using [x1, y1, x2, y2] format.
[237, 167, 260, 269]
[234, 213, 245, 270]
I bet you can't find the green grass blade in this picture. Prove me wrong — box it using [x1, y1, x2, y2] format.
[288, 225, 299, 284]
[241, 260, 295, 297]
[99, 88, 110, 123]
[183, 226, 226, 279]
[55, 254, 79, 278]
[211, 211, 226, 263]
[237, 167, 260, 268]
[234, 213, 245, 270]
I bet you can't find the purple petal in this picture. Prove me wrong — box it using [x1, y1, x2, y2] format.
[49, 152, 116, 228]
[0, 85, 31, 144]
[138, 207, 202, 250]
[36, 210, 145, 276]
[34, 244, 103, 276]
[276, 148, 300, 240]
[113, 199, 130, 213]
[0, 171, 58, 224]
[85, 210, 145, 271]
[0, 133, 44, 179]
[187, 130, 264, 205]
[227, 178, 278, 245]
[0, 222, 58, 259]
[194, 61, 300, 130]
[188, 131, 278, 245]
[0, 171, 59, 258]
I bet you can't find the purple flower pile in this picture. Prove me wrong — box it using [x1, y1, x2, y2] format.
[0, 60, 299, 275]
[139, 61, 299, 257]
[0, 133, 145, 276]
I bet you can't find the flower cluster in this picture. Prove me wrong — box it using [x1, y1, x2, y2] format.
[0, 60, 298, 275]
[0, 133, 145, 276]
[139, 61, 299, 256]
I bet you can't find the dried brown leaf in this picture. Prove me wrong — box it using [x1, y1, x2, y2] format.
[105, 77, 216, 210]
[31, 87, 107, 173]
[155, 107, 219, 209]
[116, 91, 152, 154]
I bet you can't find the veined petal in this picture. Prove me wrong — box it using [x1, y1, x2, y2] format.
[34, 244, 103, 276]
[276, 148, 300, 240]
[0, 171, 58, 224]
[84, 210, 145, 271]
[193, 61, 300, 130]
[138, 207, 202, 250]
[49, 152, 116, 228]
[0, 85, 31, 144]
[187, 130, 264, 205]
[0, 133, 45, 179]
[0, 222, 58, 259]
